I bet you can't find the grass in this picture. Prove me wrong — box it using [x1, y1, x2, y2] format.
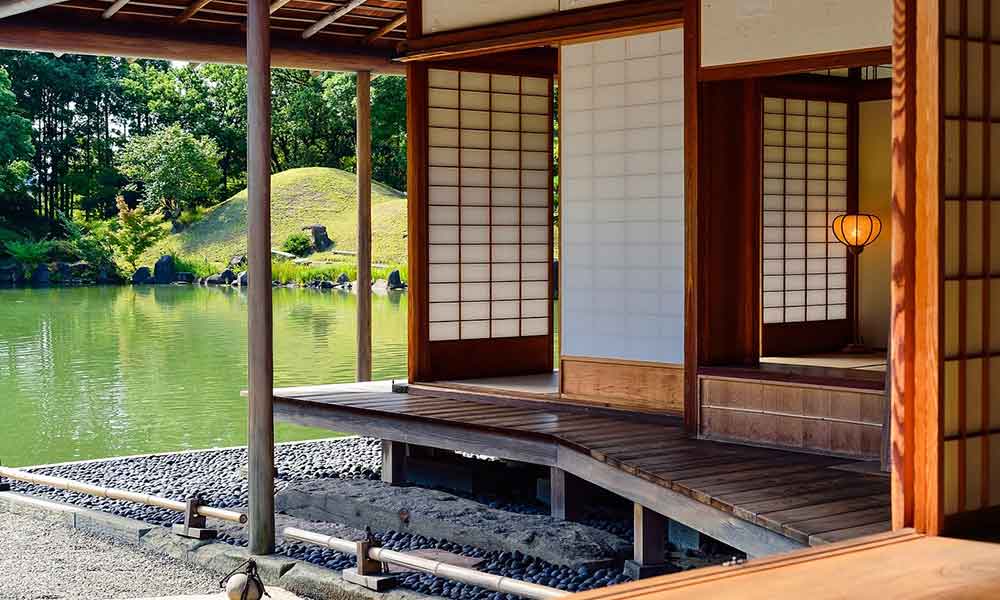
[143, 167, 407, 267]
[271, 260, 407, 285]
[170, 253, 221, 279]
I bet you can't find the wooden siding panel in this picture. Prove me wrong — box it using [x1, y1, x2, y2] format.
[560, 356, 684, 414]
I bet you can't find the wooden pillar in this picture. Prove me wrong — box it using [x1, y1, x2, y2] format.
[356, 70, 372, 382]
[549, 467, 584, 521]
[381, 440, 406, 485]
[246, 0, 274, 556]
[625, 503, 668, 578]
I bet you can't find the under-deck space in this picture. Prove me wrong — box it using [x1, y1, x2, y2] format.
[272, 381, 890, 560]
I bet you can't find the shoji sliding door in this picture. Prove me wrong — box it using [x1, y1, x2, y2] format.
[760, 95, 854, 355]
[411, 64, 555, 381]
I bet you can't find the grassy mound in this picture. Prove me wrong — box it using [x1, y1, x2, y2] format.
[144, 167, 407, 267]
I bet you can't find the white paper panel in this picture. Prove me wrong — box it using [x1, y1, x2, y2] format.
[427, 67, 554, 341]
[560, 30, 685, 364]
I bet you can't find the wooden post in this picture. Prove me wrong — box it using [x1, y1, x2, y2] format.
[357, 69, 373, 382]
[246, 0, 274, 556]
[381, 440, 405, 485]
[625, 503, 669, 579]
[549, 467, 583, 521]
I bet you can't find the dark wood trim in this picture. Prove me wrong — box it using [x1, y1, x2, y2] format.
[424, 47, 558, 78]
[406, 62, 430, 382]
[424, 336, 553, 381]
[683, 0, 701, 435]
[941, 504, 1000, 537]
[699, 47, 892, 82]
[398, 0, 682, 62]
[407, 0, 421, 39]
[762, 321, 854, 357]
[698, 364, 885, 392]
[0, 13, 404, 74]
[856, 79, 893, 102]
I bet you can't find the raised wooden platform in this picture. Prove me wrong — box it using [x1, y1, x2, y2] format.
[271, 381, 891, 557]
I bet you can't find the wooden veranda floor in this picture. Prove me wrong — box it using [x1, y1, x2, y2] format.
[271, 381, 891, 557]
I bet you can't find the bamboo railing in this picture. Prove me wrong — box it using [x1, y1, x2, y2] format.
[0, 466, 247, 524]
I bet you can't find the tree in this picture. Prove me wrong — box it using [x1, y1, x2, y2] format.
[106, 196, 166, 271]
[0, 65, 34, 220]
[117, 124, 222, 220]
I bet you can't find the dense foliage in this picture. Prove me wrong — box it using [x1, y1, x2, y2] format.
[281, 232, 313, 257]
[0, 51, 407, 239]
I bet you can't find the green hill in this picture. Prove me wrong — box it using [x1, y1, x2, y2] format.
[144, 167, 407, 267]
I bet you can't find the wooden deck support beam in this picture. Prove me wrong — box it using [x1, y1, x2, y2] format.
[549, 467, 584, 521]
[246, 0, 275, 557]
[626, 504, 669, 579]
[302, 0, 367, 39]
[381, 440, 406, 485]
[0, 0, 64, 19]
[356, 69, 372, 382]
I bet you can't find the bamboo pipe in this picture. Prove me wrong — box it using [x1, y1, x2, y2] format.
[283, 527, 570, 600]
[0, 466, 247, 524]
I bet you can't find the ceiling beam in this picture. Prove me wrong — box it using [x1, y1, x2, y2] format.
[175, 0, 213, 24]
[0, 14, 406, 73]
[269, 0, 292, 14]
[363, 12, 404, 44]
[0, 0, 65, 19]
[302, 0, 366, 40]
[102, 0, 130, 18]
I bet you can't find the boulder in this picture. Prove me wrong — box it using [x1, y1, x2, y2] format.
[220, 269, 237, 284]
[204, 274, 224, 285]
[236, 271, 249, 287]
[301, 224, 332, 251]
[153, 255, 176, 284]
[336, 273, 350, 286]
[175, 272, 195, 284]
[387, 269, 406, 290]
[271, 249, 295, 261]
[229, 255, 247, 269]
[319, 280, 336, 289]
[292, 258, 311, 265]
[31, 264, 50, 286]
[0, 265, 19, 286]
[96, 266, 118, 285]
[132, 266, 153, 284]
[53, 261, 72, 283]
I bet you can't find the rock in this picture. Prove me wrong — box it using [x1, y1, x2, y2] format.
[153, 255, 176, 284]
[292, 258, 311, 265]
[229, 255, 247, 269]
[388, 269, 406, 290]
[52, 261, 72, 283]
[96, 266, 118, 285]
[132, 266, 153, 284]
[319, 280, 335, 289]
[372, 279, 389, 291]
[31, 264, 50, 286]
[175, 272, 195, 284]
[271, 249, 296, 261]
[337, 273, 350, 286]
[205, 274, 224, 285]
[0, 265, 19, 286]
[236, 271, 249, 287]
[69, 261, 91, 277]
[301, 224, 332, 251]
[220, 269, 237, 284]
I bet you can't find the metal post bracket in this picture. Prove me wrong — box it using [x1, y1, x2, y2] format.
[172, 496, 218, 540]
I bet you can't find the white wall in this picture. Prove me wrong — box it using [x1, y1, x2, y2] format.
[858, 100, 892, 349]
[701, 0, 892, 67]
[422, 0, 557, 34]
[560, 29, 685, 364]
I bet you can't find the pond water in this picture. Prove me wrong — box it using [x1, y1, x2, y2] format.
[0, 286, 410, 467]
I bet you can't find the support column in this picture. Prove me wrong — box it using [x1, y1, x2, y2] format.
[246, 0, 274, 556]
[356, 70, 372, 382]
[625, 503, 670, 579]
[549, 467, 584, 521]
[381, 440, 406, 485]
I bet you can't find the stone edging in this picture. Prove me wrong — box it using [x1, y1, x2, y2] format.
[0, 491, 433, 600]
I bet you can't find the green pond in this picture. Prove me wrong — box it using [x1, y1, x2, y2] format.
[0, 285, 410, 467]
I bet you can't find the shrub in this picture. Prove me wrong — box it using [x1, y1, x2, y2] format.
[281, 232, 313, 257]
[3, 238, 53, 277]
[177, 205, 209, 227]
[106, 197, 168, 271]
[58, 212, 116, 273]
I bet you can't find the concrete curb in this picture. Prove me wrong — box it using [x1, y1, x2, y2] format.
[0, 491, 433, 600]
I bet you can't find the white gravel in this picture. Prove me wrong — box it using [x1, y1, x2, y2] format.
[0, 511, 218, 600]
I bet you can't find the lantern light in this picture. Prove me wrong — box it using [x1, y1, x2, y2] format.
[831, 213, 882, 255]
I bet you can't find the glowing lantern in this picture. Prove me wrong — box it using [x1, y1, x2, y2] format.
[831, 213, 882, 255]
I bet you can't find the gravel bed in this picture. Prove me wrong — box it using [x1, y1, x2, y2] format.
[7, 438, 635, 600]
[0, 510, 217, 600]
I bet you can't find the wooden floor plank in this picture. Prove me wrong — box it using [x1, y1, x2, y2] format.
[808, 520, 893, 545]
[732, 482, 889, 521]
[717, 474, 886, 506]
[756, 494, 891, 535]
[785, 506, 892, 540]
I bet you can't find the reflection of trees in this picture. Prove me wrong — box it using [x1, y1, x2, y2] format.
[0, 286, 409, 467]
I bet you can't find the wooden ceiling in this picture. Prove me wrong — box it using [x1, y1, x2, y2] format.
[0, 0, 409, 72]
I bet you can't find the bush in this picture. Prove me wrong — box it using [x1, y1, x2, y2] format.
[177, 205, 209, 227]
[3, 238, 53, 277]
[106, 197, 168, 271]
[281, 232, 313, 257]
